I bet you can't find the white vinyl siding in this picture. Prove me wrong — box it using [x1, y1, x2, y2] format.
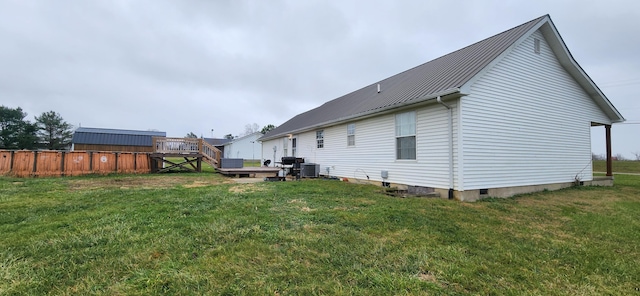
[223, 133, 262, 160]
[461, 30, 611, 190]
[289, 102, 456, 189]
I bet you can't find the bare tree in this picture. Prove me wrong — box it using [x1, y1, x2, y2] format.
[243, 123, 260, 136]
[185, 132, 198, 138]
[613, 153, 626, 161]
[632, 151, 640, 161]
[592, 153, 605, 161]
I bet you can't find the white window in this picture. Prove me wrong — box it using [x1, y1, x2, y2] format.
[395, 111, 416, 160]
[292, 138, 297, 156]
[316, 130, 324, 148]
[283, 138, 288, 157]
[347, 123, 355, 146]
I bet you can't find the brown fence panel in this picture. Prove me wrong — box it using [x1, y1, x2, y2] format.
[117, 153, 135, 173]
[34, 151, 63, 177]
[0, 151, 12, 174]
[135, 153, 150, 173]
[92, 152, 117, 174]
[12, 151, 35, 177]
[64, 151, 91, 176]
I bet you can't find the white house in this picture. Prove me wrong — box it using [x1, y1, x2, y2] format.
[259, 15, 624, 201]
[223, 132, 262, 160]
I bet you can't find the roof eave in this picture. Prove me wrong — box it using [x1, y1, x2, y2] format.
[260, 88, 462, 141]
[539, 18, 625, 123]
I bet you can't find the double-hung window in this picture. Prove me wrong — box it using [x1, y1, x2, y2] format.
[316, 130, 324, 148]
[395, 111, 416, 159]
[347, 123, 355, 146]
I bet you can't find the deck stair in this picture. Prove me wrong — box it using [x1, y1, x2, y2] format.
[150, 137, 221, 173]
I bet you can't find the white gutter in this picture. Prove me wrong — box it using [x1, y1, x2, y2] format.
[436, 96, 455, 199]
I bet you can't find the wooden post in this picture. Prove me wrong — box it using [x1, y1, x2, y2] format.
[152, 137, 158, 152]
[605, 124, 612, 177]
[115, 152, 119, 173]
[198, 139, 203, 154]
[9, 150, 14, 171]
[32, 151, 38, 176]
[89, 151, 94, 172]
[60, 152, 66, 176]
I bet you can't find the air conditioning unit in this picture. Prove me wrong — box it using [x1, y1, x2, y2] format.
[301, 163, 320, 178]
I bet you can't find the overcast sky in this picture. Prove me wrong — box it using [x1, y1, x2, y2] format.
[1, 0, 638, 157]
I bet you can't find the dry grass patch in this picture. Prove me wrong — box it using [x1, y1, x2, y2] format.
[228, 183, 267, 194]
[67, 174, 229, 191]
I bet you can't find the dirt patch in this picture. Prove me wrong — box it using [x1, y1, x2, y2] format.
[228, 183, 266, 194]
[417, 271, 439, 284]
[67, 175, 230, 191]
[301, 206, 314, 212]
[183, 181, 210, 188]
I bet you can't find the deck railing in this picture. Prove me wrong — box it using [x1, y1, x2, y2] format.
[152, 137, 221, 167]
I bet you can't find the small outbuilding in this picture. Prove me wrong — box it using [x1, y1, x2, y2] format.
[223, 132, 263, 161]
[72, 127, 166, 153]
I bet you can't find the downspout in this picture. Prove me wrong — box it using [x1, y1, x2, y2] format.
[437, 96, 454, 199]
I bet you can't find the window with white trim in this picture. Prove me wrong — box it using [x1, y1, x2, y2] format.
[316, 130, 324, 148]
[283, 137, 288, 157]
[292, 138, 297, 156]
[347, 123, 355, 146]
[395, 111, 416, 159]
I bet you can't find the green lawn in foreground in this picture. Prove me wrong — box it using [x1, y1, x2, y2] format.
[1, 173, 639, 294]
[593, 160, 640, 174]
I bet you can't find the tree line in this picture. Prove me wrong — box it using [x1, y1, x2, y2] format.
[0, 106, 73, 150]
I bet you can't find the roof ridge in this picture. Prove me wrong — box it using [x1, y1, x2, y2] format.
[261, 15, 550, 140]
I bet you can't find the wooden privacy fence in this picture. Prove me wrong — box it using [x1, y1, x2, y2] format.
[0, 150, 151, 177]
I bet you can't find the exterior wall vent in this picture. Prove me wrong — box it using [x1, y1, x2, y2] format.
[534, 38, 540, 54]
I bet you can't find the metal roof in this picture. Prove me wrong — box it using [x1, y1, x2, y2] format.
[72, 127, 166, 146]
[204, 138, 232, 146]
[261, 15, 548, 140]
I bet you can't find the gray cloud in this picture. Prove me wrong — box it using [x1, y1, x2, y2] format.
[0, 0, 638, 156]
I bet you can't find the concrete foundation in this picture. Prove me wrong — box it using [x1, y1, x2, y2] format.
[325, 174, 614, 202]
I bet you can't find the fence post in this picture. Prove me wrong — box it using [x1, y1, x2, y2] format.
[89, 151, 93, 173]
[115, 152, 119, 173]
[60, 151, 66, 176]
[32, 151, 38, 176]
[9, 151, 14, 171]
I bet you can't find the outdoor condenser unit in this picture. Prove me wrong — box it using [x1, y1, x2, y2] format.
[301, 163, 320, 178]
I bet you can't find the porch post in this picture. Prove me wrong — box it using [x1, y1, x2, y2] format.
[605, 124, 612, 177]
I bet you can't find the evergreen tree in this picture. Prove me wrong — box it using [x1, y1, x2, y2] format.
[0, 106, 38, 149]
[35, 111, 73, 150]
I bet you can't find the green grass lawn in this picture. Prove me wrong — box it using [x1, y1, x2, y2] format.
[1, 173, 639, 294]
[593, 160, 640, 174]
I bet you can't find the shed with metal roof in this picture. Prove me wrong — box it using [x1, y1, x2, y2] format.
[72, 127, 166, 152]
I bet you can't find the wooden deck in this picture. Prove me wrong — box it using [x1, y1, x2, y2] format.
[217, 167, 282, 178]
[150, 137, 222, 173]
